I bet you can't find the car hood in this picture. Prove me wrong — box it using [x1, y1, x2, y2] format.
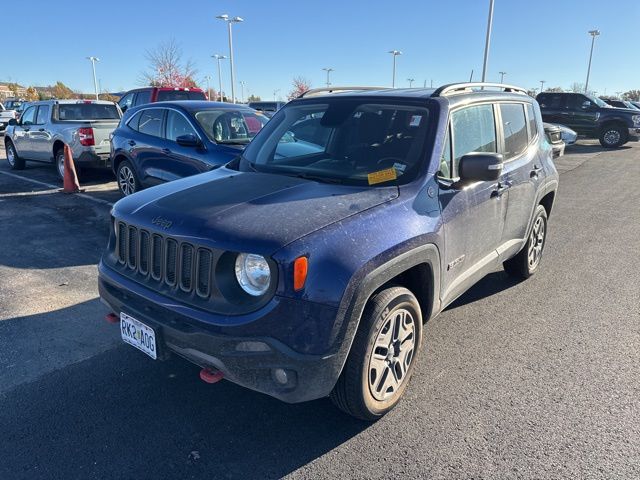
[113, 167, 399, 254]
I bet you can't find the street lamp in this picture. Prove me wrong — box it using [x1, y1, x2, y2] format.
[86, 56, 100, 100]
[212, 54, 227, 101]
[481, 0, 495, 83]
[499, 71, 506, 83]
[216, 14, 243, 103]
[584, 29, 600, 93]
[273, 89, 280, 101]
[239, 80, 246, 103]
[540, 80, 546, 93]
[204, 75, 212, 100]
[407, 78, 415, 88]
[322, 67, 334, 87]
[388, 50, 402, 88]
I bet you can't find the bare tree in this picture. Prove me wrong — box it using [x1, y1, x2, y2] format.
[287, 76, 312, 100]
[141, 39, 199, 88]
[623, 90, 640, 101]
[569, 82, 585, 93]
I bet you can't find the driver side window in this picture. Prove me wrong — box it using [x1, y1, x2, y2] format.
[20, 106, 37, 126]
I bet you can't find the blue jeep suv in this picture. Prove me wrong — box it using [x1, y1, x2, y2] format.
[99, 83, 559, 420]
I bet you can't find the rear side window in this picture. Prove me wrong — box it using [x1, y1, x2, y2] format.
[499, 103, 528, 159]
[35, 105, 50, 125]
[134, 90, 151, 106]
[137, 108, 164, 137]
[58, 103, 120, 120]
[157, 90, 206, 101]
[526, 103, 538, 140]
[451, 104, 496, 176]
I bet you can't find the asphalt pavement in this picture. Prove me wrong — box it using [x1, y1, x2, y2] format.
[0, 136, 638, 479]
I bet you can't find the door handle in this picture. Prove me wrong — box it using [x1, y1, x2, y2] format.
[128, 140, 136, 146]
[491, 181, 511, 198]
[38, 128, 45, 132]
[161, 148, 171, 154]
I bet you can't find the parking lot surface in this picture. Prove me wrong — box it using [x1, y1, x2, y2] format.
[0, 136, 638, 479]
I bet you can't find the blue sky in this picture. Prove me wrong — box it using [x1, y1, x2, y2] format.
[3, 0, 639, 100]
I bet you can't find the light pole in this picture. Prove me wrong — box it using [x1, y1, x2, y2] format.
[204, 75, 212, 100]
[86, 56, 100, 100]
[540, 80, 546, 93]
[584, 29, 600, 93]
[388, 50, 402, 88]
[481, 0, 495, 83]
[212, 54, 227, 101]
[499, 71, 506, 83]
[407, 78, 415, 88]
[273, 89, 280, 101]
[216, 14, 243, 103]
[322, 67, 334, 87]
[239, 80, 246, 103]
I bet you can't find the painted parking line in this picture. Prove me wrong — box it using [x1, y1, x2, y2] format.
[0, 169, 114, 207]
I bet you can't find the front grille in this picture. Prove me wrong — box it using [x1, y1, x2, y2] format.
[114, 221, 213, 298]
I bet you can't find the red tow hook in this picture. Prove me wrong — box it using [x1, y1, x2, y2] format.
[105, 312, 119, 324]
[200, 368, 224, 384]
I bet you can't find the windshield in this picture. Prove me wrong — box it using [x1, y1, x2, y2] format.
[623, 101, 640, 110]
[57, 103, 120, 120]
[240, 100, 431, 186]
[194, 109, 268, 144]
[587, 96, 608, 108]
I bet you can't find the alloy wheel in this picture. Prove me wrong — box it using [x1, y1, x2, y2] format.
[6, 145, 15, 167]
[118, 165, 136, 196]
[603, 129, 621, 146]
[527, 216, 545, 269]
[57, 154, 65, 179]
[368, 308, 416, 401]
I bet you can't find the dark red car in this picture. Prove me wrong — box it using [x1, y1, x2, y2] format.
[117, 87, 207, 113]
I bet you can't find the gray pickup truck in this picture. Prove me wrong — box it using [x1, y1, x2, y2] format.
[4, 99, 121, 179]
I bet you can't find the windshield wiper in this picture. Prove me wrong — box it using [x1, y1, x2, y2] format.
[290, 172, 345, 184]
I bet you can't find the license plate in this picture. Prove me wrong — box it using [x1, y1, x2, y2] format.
[120, 312, 157, 359]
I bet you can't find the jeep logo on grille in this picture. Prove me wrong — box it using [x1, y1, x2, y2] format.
[151, 216, 173, 229]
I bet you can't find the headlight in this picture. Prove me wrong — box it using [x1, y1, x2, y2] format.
[632, 115, 640, 126]
[235, 253, 271, 296]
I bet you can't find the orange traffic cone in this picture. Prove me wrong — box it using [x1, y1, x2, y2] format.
[60, 144, 83, 193]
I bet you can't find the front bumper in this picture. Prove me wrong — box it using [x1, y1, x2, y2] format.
[628, 127, 640, 138]
[550, 141, 565, 158]
[98, 262, 345, 403]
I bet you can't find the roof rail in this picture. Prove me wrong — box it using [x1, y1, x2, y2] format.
[298, 86, 389, 98]
[432, 82, 528, 97]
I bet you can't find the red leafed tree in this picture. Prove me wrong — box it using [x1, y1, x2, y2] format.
[141, 39, 199, 89]
[287, 76, 312, 100]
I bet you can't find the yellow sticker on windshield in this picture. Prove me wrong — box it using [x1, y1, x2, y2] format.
[368, 167, 397, 185]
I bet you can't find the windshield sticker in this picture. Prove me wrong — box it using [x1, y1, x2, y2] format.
[368, 167, 397, 185]
[409, 115, 422, 127]
[393, 162, 407, 173]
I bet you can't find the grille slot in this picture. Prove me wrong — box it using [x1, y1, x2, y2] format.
[151, 234, 163, 280]
[180, 244, 194, 291]
[117, 223, 126, 263]
[196, 249, 212, 297]
[165, 239, 178, 286]
[127, 226, 137, 269]
[139, 231, 150, 274]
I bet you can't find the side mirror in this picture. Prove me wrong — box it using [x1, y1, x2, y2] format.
[458, 152, 504, 183]
[8, 118, 18, 126]
[581, 100, 592, 110]
[120, 105, 128, 113]
[176, 133, 201, 147]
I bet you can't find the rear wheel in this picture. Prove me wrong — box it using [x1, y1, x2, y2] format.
[116, 160, 140, 196]
[503, 204, 548, 279]
[330, 286, 422, 421]
[5, 141, 25, 170]
[599, 124, 628, 148]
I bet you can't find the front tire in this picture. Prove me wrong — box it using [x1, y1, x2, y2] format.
[599, 125, 628, 148]
[5, 140, 25, 170]
[503, 204, 548, 279]
[330, 286, 423, 421]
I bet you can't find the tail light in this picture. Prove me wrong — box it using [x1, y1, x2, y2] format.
[78, 127, 95, 146]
